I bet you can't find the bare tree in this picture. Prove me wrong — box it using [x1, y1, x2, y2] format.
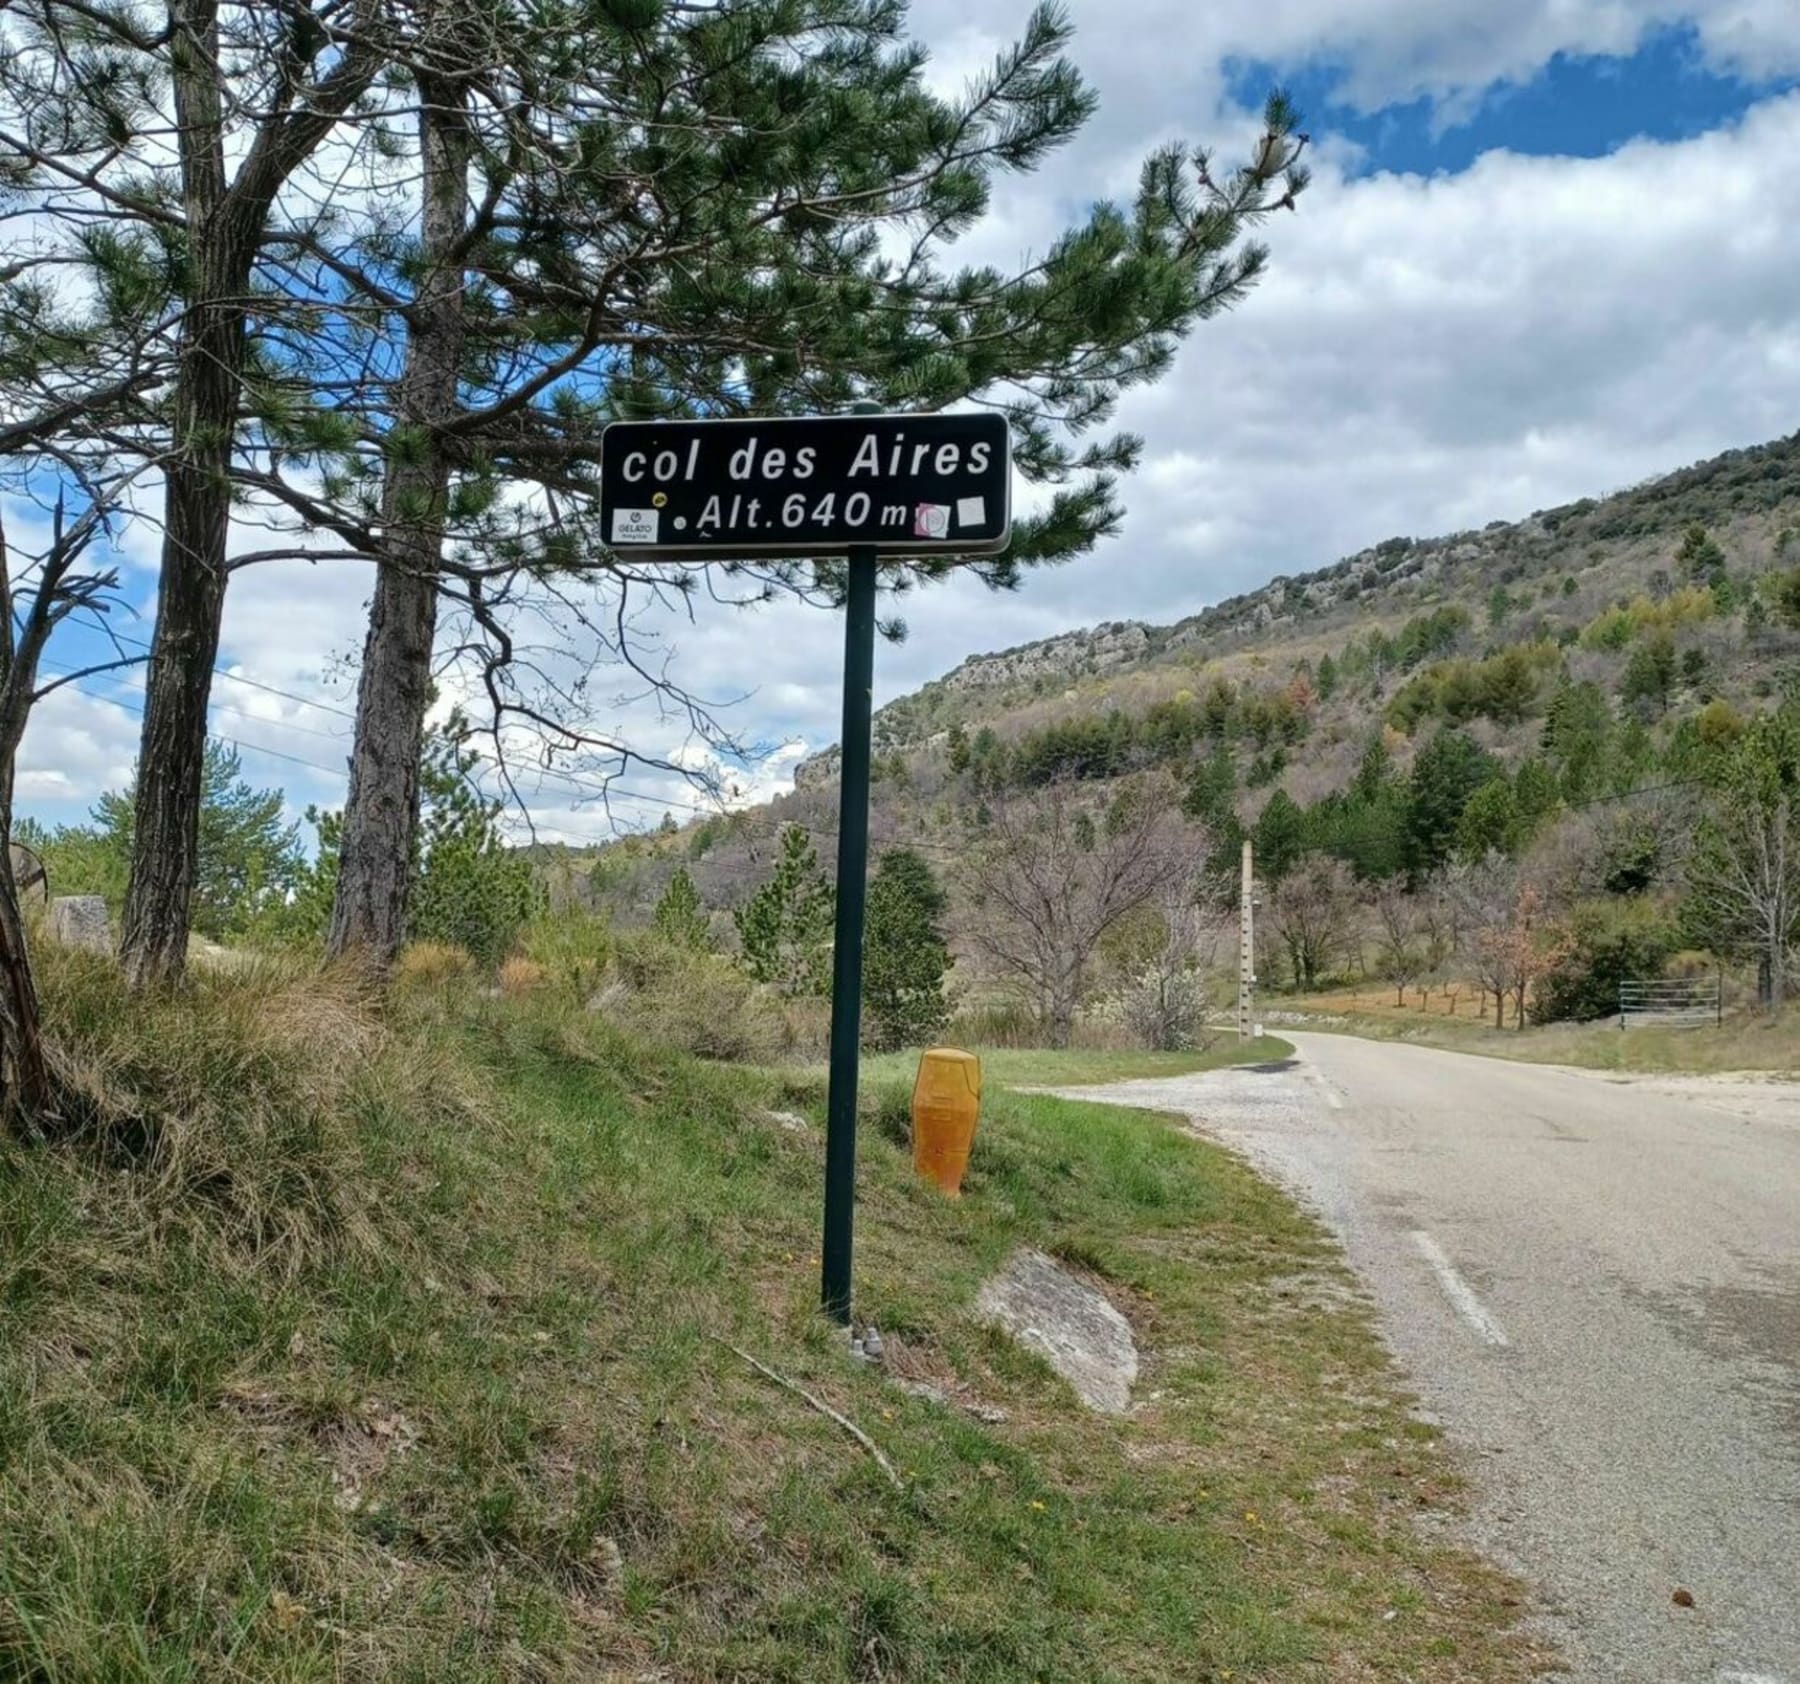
[1447, 855, 1568, 1029]
[959, 777, 1190, 1048]
[1446, 854, 1518, 1027]
[1116, 874, 1227, 1050]
[1268, 855, 1355, 992]
[1372, 884, 1424, 1006]
[0, 490, 129, 1127]
[1685, 712, 1800, 1009]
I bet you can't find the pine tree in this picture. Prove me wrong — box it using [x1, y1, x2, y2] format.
[406, 717, 542, 969]
[295, 8, 1308, 967]
[94, 742, 303, 941]
[653, 868, 712, 952]
[1252, 788, 1308, 882]
[862, 849, 951, 1052]
[1454, 778, 1521, 862]
[0, 0, 388, 983]
[946, 723, 972, 776]
[1677, 524, 1728, 586]
[1621, 631, 1677, 718]
[1404, 728, 1496, 882]
[734, 826, 835, 997]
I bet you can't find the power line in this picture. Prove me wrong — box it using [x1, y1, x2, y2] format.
[43, 661, 741, 821]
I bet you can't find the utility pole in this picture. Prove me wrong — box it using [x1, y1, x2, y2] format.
[1238, 836, 1255, 1040]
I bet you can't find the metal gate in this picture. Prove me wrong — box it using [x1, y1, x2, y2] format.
[1619, 974, 1721, 1030]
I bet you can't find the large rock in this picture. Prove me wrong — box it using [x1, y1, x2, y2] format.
[48, 895, 113, 955]
[975, 1248, 1138, 1415]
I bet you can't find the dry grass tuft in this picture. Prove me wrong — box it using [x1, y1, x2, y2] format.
[498, 955, 547, 996]
[391, 940, 476, 990]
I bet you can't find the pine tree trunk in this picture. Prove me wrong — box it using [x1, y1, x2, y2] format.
[0, 853, 51, 1130]
[118, 0, 237, 988]
[327, 72, 471, 968]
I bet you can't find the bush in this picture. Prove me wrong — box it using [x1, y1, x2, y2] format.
[1115, 966, 1211, 1051]
[519, 909, 613, 997]
[33, 944, 480, 1268]
[1531, 899, 1681, 1024]
[607, 929, 788, 1062]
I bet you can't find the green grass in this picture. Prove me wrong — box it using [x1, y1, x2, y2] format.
[0, 955, 1542, 1681]
[1283, 990, 1800, 1076]
[855, 1034, 1295, 1091]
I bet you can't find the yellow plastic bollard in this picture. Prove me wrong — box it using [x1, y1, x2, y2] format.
[912, 1047, 982, 1198]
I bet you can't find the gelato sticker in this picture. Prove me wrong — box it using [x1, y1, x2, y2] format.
[610, 508, 660, 544]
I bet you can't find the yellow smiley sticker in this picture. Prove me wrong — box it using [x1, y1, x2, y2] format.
[652, 491, 668, 508]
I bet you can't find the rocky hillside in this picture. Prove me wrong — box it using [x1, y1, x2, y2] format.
[568, 428, 1800, 926]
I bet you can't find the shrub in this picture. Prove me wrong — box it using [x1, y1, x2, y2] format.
[519, 909, 614, 997]
[607, 930, 788, 1062]
[1531, 900, 1681, 1024]
[1115, 966, 1211, 1051]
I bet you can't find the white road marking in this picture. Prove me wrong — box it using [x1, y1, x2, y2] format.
[1411, 1231, 1510, 1348]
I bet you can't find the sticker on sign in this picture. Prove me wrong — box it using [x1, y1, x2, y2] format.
[610, 508, 660, 544]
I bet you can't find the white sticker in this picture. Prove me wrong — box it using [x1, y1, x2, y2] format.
[956, 496, 987, 530]
[610, 508, 660, 544]
[913, 503, 951, 540]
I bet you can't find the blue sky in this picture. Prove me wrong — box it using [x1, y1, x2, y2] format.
[10, 0, 1800, 845]
[1230, 22, 1798, 176]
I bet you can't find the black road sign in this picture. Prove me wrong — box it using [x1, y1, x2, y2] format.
[600, 412, 1011, 560]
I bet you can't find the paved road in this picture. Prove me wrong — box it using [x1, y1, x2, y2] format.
[1051, 1034, 1800, 1684]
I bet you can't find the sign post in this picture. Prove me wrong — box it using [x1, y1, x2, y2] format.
[820, 540, 877, 1323]
[600, 410, 1011, 1326]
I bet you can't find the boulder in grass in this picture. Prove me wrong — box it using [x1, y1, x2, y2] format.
[976, 1247, 1138, 1415]
[48, 895, 113, 956]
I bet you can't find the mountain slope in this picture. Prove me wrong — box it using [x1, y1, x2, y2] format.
[578, 429, 1800, 930]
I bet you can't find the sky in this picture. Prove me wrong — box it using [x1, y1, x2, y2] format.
[12, 0, 1800, 847]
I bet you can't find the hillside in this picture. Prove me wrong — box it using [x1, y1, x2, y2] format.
[0, 953, 1543, 1679]
[567, 430, 1800, 1020]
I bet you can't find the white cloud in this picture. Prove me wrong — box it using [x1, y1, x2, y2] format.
[909, 0, 1800, 125]
[622, 87, 1800, 794]
[14, 3, 1800, 843]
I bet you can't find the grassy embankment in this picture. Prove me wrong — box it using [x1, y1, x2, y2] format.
[1280, 985, 1800, 1076]
[0, 954, 1543, 1681]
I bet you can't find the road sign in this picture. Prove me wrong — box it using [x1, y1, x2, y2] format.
[599, 412, 1011, 560]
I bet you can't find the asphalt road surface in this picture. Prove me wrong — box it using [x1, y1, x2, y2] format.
[1050, 1033, 1800, 1684]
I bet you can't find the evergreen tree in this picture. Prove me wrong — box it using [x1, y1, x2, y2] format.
[1315, 651, 1339, 700]
[1252, 788, 1308, 882]
[1455, 778, 1521, 861]
[1621, 631, 1677, 717]
[407, 718, 543, 969]
[94, 742, 303, 941]
[734, 826, 835, 997]
[1404, 728, 1496, 882]
[1542, 679, 1614, 804]
[1677, 524, 1728, 586]
[946, 722, 973, 776]
[653, 868, 712, 952]
[863, 849, 951, 1052]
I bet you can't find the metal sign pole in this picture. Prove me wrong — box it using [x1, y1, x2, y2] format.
[820, 542, 878, 1325]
